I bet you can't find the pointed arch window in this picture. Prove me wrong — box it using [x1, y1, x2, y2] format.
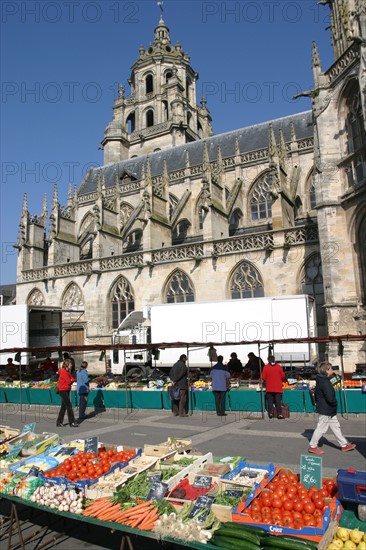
[145, 74, 153, 94]
[309, 178, 316, 210]
[357, 216, 366, 303]
[230, 262, 264, 299]
[146, 110, 154, 127]
[250, 172, 273, 222]
[126, 112, 135, 133]
[62, 283, 84, 310]
[27, 289, 45, 306]
[340, 82, 366, 188]
[301, 253, 325, 356]
[111, 277, 135, 329]
[165, 270, 195, 303]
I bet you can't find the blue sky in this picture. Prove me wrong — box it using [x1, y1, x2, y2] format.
[1, 0, 334, 285]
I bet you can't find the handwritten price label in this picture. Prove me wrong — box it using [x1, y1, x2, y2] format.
[300, 454, 322, 489]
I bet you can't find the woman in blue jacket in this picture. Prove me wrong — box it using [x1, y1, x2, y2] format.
[77, 361, 90, 420]
[308, 362, 356, 454]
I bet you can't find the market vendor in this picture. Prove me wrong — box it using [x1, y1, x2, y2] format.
[39, 357, 57, 378]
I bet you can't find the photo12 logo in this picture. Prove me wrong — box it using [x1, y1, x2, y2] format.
[1, 1, 140, 24]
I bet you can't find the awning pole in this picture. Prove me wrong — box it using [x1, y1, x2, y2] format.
[338, 340, 348, 419]
[258, 343, 265, 419]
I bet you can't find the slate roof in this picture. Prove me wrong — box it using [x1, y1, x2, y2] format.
[78, 110, 313, 196]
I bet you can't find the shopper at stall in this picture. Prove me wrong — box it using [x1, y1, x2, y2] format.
[244, 352, 264, 379]
[308, 362, 356, 454]
[56, 359, 78, 427]
[169, 354, 189, 417]
[77, 361, 90, 421]
[63, 352, 76, 377]
[227, 352, 243, 378]
[261, 355, 285, 419]
[209, 355, 230, 416]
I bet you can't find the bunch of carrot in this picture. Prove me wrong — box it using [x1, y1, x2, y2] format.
[82, 497, 159, 531]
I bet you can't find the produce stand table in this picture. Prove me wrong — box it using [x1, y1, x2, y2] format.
[0, 494, 218, 550]
[0, 389, 365, 413]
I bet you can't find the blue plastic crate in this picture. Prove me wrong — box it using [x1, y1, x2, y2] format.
[337, 468, 366, 504]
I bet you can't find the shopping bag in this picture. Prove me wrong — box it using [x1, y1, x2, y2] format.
[281, 402, 290, 418]
[168, 385, 180, 400]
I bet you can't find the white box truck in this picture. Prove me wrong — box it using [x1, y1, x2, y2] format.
[0, 305, 62, 366]
[110, 295, 317, 376]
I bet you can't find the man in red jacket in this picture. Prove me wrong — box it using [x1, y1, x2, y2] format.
[262, 355, 285, 419]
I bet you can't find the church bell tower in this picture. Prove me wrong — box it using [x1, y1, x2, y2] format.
[101, 14, 213, 164]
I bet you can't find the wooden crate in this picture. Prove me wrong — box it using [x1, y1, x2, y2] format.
[318, 521, 338, 550]
[144, 438, 192, 457]
[0, 425, 20, 443]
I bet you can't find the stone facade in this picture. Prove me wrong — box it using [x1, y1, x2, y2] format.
[15, 2, 366, 372]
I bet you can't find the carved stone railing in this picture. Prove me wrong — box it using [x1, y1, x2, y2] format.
[54, 261, 93, 277]
[22, 268, 49, 282]
[125, 95, 136, 105]
[327, 44, 359, 84]
[130, 121, 170, 140]
[99, 254, 144, 270]
[284, 226, 319, 245]
[152, 244, 204, 263]
[213, 233, 274, 256]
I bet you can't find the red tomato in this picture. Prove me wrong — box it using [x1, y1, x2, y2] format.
[313, 508, 322, 519]
[282, 517, 294, 527]
[293, 500, 304, 512]
[293, 518, 304, 530]
[272, 497, 282, 509]
[251, 512, 262, 522]
[261, 506, 271, 517]
[292, 511, 303, 520]
[283, 499, 293, 511]
[319, 488, 329, 498]
[274, 488, 284, 499]
[304, 517, 316, 527]
[304, 501, 315, 514]
[313, 497, 325, 510]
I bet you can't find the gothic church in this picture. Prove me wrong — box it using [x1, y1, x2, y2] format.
[15, 0, 366, 372]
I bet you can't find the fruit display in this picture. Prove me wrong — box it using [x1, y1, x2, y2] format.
[238, 470, 337, 531]
[326, 527, 366, 549]
[43, 448, 137, 483]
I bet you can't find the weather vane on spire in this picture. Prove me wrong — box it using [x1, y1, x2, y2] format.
[157, 1, 164, 14]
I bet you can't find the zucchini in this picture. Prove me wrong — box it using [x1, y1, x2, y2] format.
[212, 534, 261, 550]
[215, 526, 261, 546]
[220, 522, 268, 537]
[263, 536, 317, 550]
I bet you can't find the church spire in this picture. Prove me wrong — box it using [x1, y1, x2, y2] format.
[312, 41, 322, 87]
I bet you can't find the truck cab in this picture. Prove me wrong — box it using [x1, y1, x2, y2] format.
[110, 311, 151, 377]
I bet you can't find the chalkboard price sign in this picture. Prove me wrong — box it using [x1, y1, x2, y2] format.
[84, 437, 98, 456]
[193, 475, 212, 489]
[27, 465, 40, 478]
[21, 422, 36, 434]
[224, 489, 244, 497]
[188, 495, 215, 521]
[146, 472, 162, 483]
[8, 441, 26, 459]
[300, 454, 322, 489]
[146, 481, 168, 502]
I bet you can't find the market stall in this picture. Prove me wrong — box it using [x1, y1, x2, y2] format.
[1, 425, 365, 550]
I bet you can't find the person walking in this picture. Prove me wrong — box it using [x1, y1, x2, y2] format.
[262, 355, 285, 419]
[77, 361, 90, 421]
[56, 359, 78, 427]
[170, 354, 189, 417]
[308, 362, 356, 454]
[210, 355, 230, 416]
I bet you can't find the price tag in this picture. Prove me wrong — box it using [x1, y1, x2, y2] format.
[53, 446, 77, 457]
[146, 481, 168, 502]
[27, 465, 40, 478]
[224, 489, 244, 497]
[7, 441, 26, 459]
[84, 437, 98, 456]
[193, 475, 212, 488]
[146, 472, 162, 483]
[300, 454, 322, 489]
[21, 422, 36, 434]
[188, 495, 215, 521]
